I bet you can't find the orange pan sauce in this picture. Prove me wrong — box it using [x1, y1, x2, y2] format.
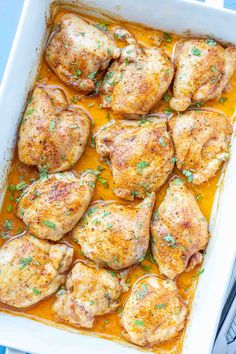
[0, 8, 235, 354]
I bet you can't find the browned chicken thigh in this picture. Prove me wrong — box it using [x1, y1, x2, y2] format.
[96, 119, 174, 200]
[45, 14, 120, 92]
[53, 261, 121, 328]
[151, 178, 209, 279]
[121, 275, 187, 346]
[100, 39, 174, 118]
[0, 234, 73, 308]
[169, 110, 232, 184]
[170, 39, 236, 111]
[18, 86, 91, 173]
[16, 171, 96, 241]
[72, 193, 155, 269]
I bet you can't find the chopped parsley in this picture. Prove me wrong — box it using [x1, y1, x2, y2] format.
[159, 137, 166, 147]
[49, 121, 56, 132]
[39, 166, 48, 181]
[153, 209, 159, 222]
[205, 39, 217, 46]
[88, 71, 97, 80]
[131, 190, 139, 198]
[42, 220, 56, 229]
[198, 268, 205, 276]
[163, 94, 171, 102]
[16, 181, 26, 190]
[137, 161, 150, 175]
[32, 287, 41, 295]
[164, 107, 173, 115]
[171, 157, 177, 164]
[4, 219, 12, 231]
[163, 234, 176, 246]
[136, 283, 148, 299]
[6, 205, 13, 213]
[95, 22, 108, 32]
[164, 32, 172, 43]
[90, 135, 96, 148]
[191, 48, 201, 56]
[25, 109, 34, 116]
[183, 169, 194, 183]
[134, 320, 144, 327]
[74, 68, 82, 77]
[19, 256, 32, 270]
[211, 65, 217, 73]
[219, 97, 227, 103]
[155, 303, 166, 310]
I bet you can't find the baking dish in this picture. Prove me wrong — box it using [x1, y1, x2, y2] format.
[0, 0, 235, 353]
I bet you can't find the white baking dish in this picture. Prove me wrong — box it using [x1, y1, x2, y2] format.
[0, 0, 235, 353]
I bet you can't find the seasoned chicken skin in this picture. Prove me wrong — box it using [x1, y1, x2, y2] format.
[169, 110, 232, 184]
[18, 86, 91, 173]
[45, 14, 120, 92]
[0, 234, 73, 308]
[53, 261, 121, 328]
[151, 178, 208, 279]
[72, 193, 155, 269]
[101, 43, 174, 118]
[96, 119, 174, 200]
[121, 275, 187, 346]
[170, 39, 236, 111]
[16, 171, 96, 241]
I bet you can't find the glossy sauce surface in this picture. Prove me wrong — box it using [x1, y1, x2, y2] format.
[0, 8, 235, 354]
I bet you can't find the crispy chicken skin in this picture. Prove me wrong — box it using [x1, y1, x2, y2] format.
[18, 86, 91, 173]
[100, 43, 174, 118]
[0, 234, 73, 308]
[72, 193, 155, 269]
[151, 178, 208, 279]
[121, 275, 187, 346]
[53, 261, 121, 328]
[95, 119, 174, 200]
[16, 171, 96, 241]
[170, 39, 236, 111]
[45, 14, 120, 92]
[169, 110, 232, 184]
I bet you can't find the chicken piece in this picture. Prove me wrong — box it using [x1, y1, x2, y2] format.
[72, 193, 155, 269]
[18, 86, 91, 173]
[95, 119, 174, 200]
[53, 260, 121, 328]
[45, 14, 120, 92]
[151, 178, 208, 279]
[121, 275, 187, 346]
[100, 43, 174, 118]
[170, 39, 236, 111]
[16, 171, 96, 241]
[169, 110, 232, 184]
[0, 234, 73, 308]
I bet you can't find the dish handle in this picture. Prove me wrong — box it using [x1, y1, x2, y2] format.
[5, 348, 25, 354]
[205, 0, 224, 8]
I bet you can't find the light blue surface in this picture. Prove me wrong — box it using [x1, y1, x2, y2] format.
[0, 0, 235, 353]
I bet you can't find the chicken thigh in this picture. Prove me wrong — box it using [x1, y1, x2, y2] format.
[100, 43, 174, 118]
[18, 86, 91, 173]
[16, 171, 96, 241]
[0, 234, 73, 308]
[72, 193, 155, 269]
[151, 178, 208, 279]
[169, 110, 232, 184]
[53, 260, 121, 328]
[170, 39, 236, 111]
[121, 275, 187, 346]
[95, 119, 174, 200]
[45, 14, 120, 92]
